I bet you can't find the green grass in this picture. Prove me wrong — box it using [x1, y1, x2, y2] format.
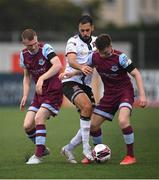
[0, 107, 159, 179]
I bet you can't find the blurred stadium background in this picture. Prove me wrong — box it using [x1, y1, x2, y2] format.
[0, 0, 159, 107]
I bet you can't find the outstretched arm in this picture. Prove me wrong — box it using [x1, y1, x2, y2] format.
[67, 53, 93, 75]
[59, 70, 81, 80]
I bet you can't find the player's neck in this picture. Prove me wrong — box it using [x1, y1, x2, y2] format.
[78, 33, 92, 44]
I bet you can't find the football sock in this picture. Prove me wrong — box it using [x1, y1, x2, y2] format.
[80, 116, 91, 150]
[122, 125, 134, 157]
[26, 127, 36, 143]
[90, 128, 102, 145]
[66, 129, 82, 151]
[35, 124, 46, 157]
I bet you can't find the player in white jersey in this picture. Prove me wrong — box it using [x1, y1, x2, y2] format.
[62, 34, 96, 86]
[60, 15, 102, 164]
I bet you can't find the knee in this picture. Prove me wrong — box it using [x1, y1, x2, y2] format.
[90, 123, 99, 133]
[34, 114, 43, 125]
[23, 122, 33, 132]
[81, 103, 92, 115]
[118, 116, 130, 129]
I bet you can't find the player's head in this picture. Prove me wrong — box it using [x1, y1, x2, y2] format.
[21, 29, 39, 54]
[78, 14, 94, 43]
[95, 34, 112, 57]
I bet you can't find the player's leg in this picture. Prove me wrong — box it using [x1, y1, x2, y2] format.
[62, 82, 93, 162]
[61, 129, 81, 164]
[118, 107, 136, 165]
[84, 86, 103, 146]
[26, 107, 51, 165]
[61, 82, 83, 163]
[23, 94, 40, 144]
[23, 111, 36, 143]
[82, 110, 110, 164]
[90, 96, 115, 146]
[34, 107, 51, 157]
[90, 113, 105, 145]
[90, 128, 102, 146]
[74, 92, 94, 161]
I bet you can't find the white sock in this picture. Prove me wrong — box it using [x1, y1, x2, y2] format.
[66, 129, 82, 151]
[80, 118, 91, 150]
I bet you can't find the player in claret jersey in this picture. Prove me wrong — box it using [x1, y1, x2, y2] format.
[87, 34, 147, 165]
[20, 29, 63, 165]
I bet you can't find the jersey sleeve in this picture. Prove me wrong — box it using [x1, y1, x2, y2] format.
[19, 51, 26, 68]
[65, 37, 77, 55]
[119, 53, 133, 69]
[42, 44, 55, 59]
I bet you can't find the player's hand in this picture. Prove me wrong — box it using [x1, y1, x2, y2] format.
[80, 65, 93, 75]
[59, 72, 73, 80]
[138, 95, 147, 108]
[36, 78, 44, 95]
[20, 96, 27, 111]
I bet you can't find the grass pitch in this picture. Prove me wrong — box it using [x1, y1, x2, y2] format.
[0, 107, 159, 179]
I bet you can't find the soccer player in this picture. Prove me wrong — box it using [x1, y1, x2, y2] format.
[60, 15, 102, 164]
[19, 29, 63, 165]
[87, 34, 147, 165]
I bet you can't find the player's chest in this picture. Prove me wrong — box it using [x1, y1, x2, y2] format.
[25, 56, 47, 71]
[77, 43, 95, 57]
[95, 59, 120, 74]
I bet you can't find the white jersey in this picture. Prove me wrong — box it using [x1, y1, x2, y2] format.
[62, 35, 97, 87]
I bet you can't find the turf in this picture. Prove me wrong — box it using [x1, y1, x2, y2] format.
[0, 107, 159, 179]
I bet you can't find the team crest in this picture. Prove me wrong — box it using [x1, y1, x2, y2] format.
[39, 59, 45, 65]
[111, 65, 118, 72]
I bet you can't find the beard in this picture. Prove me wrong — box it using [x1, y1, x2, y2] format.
[79, 33, 92, 44]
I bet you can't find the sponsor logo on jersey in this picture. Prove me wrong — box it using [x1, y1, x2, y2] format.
[81, 50, 88, 55]
[119, 54, 132, 68]
[46, 47, 53, 54]
[127, 59, 132, 65]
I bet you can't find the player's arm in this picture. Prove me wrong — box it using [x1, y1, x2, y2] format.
[20, 68, 31, 111]
[59, 50, 94, 80]
[119, 53, 147, 108]
[67, 53, 93, 75]
[36, 54, 62, 95]
[59, 69, 81, 80]
[129, 68, 147, 108]
[39, 55, 62, 80]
